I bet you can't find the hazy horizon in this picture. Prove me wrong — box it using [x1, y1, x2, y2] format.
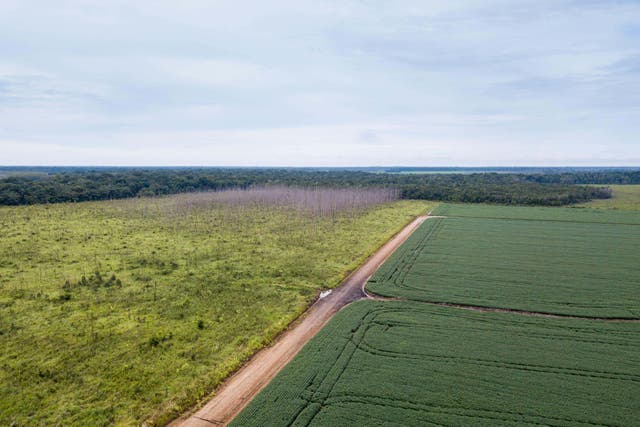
[2, 165, 639, 170]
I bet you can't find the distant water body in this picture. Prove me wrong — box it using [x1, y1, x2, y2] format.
[1, 165, 640, 177]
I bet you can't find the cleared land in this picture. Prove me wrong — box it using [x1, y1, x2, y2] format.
[233, 301, 640, 426]
[368, 204, 640, 317]
[433, 202, 640, 223]
[0, 190, 432, 426]
[234, 204, 640, 426]
[176, 215, 428, 427]
[577, 184, 640, 210]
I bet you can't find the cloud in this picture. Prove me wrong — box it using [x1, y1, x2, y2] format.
[4, 115, 636, 167]
[0, 0, 639, 165]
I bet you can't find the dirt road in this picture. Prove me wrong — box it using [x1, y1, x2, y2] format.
[172, 215, 429, 427]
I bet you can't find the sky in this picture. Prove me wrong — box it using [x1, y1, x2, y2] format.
[0, 0, 639, 167]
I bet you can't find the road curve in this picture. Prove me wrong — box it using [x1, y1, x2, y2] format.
[171, 214, 429, 427]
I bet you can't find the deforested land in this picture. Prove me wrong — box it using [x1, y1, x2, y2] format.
[0, 186, 432, 426]
[234, 203, 640, 426]
[234, 300, 640, 426]
[369, 204, 640, 317]
[2, 168, 640, 426]
[577, 184, 640, 210]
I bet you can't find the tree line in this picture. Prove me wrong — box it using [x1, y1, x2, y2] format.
[0, 168, 629, 207]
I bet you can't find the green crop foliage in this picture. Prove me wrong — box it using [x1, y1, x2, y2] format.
[0, 196, 433, 426]
[432, 202, 640, 223]
[234, 300, 640, 426]
[236, 204, 640, 426]
[576, 185, 640, 211]
[368, 204, 640, 317]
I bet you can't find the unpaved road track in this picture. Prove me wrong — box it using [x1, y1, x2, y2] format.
[172, 215, 429, 427]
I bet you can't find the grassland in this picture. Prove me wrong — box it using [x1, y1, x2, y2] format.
[368, 204, 640, 317]
[576, 184, 640, 210]
[233, 300, 640, 426]
[0, 193, 433, 426]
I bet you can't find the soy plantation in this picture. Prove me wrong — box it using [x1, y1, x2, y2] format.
[234, 301, 640, 426]
[369, 204, 640, 317]
[236, 204, 640, 425]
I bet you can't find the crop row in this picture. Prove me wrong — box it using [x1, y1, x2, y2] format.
[233, 301, 640, 426]
[368, 205, 640, 317]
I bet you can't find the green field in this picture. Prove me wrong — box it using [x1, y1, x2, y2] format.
[368, 204, 640, 317]
[434, 202, 640, 223]
[0, 195, 432, 426]
[235, 204, 640, 426]
[577, 185, 640, 210]
[234, 301, 640, 426]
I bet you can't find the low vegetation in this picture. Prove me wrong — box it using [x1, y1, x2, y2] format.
[0, 188, 432, 426]
[234, 301, 640, 426]
[369, 204, 640, 317]
[576, 184, 640, 210]
[433, 202, 640, 223]
[236, 203, 640, 425]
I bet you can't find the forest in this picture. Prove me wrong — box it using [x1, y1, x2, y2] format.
[0, 167, 633, 207]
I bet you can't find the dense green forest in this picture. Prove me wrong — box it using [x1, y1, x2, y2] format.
[0, 168, 631, 207]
